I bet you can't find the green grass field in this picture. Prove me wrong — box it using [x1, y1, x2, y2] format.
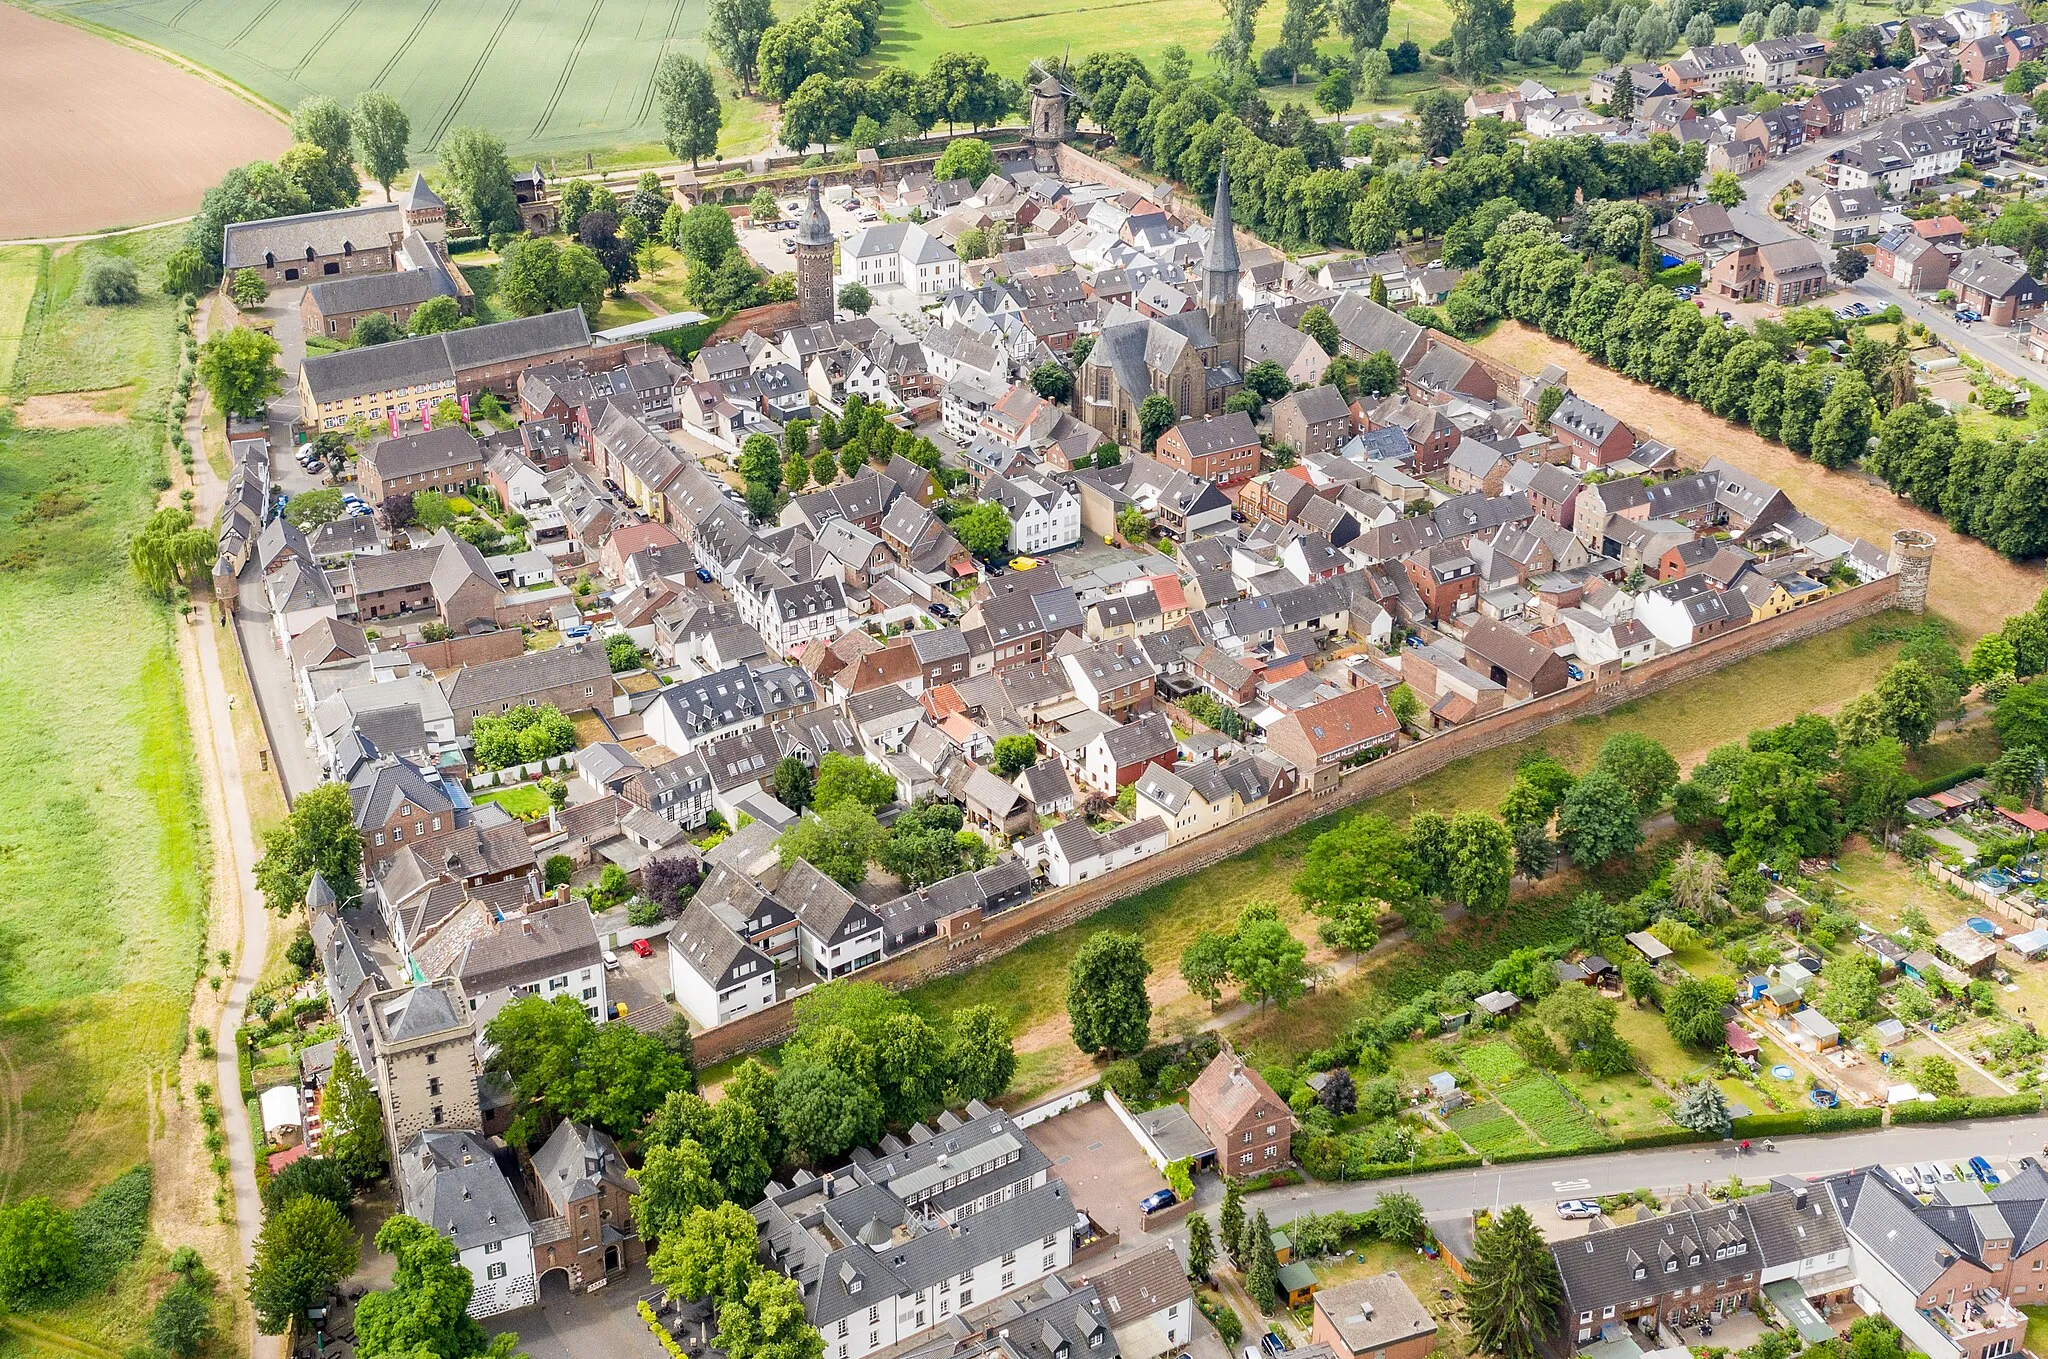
[0, 227, 210, 1214]
[476, 783, 550, 819]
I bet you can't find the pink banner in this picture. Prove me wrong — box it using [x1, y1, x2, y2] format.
[389, 411, 400, 438]
[420, 404, 432, 433]
[460, 393, 471, 419]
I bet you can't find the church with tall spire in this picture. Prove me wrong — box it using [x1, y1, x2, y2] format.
[1073, 165, 1247, 445]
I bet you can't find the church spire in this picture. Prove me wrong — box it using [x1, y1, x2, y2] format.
[1203, 160, 1239, 292]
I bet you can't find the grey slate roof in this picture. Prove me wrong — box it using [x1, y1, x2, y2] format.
[223, 202, 404, 271]
[399, 1129, 530, 1247]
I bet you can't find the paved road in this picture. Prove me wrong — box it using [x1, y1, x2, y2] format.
[184, 301, 288, 1359]
[1843, 274, 2048, 387]
[1222, 1116, 2048, 1230]
[1735, 91, 1985, 202]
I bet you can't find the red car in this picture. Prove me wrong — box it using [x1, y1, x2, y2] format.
[630, 938, 654, 958]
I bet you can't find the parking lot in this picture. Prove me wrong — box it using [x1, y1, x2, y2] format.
[736, 192, 940, 330]
[1025, 1099, 1170, 1245]
[601, 937, 672, 1019]
[485, 1263, 670, 1359]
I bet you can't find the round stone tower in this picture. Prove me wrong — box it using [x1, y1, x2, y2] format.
[793, 176, 835, 327]
[1027, 75, 1068, 172]
[1889, 528, 1935, 615]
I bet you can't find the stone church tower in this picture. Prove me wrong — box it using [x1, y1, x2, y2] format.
[793, 177, 835, 326]
[1199, 162, 1245, 372]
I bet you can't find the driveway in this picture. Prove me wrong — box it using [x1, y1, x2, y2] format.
[1026, 1100, 1169, 1245]
[486, 1263, 674, 1359]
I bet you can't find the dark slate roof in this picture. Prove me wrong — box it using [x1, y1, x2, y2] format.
[304, 267, 453, 318]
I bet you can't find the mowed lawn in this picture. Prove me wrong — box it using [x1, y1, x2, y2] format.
[908, 618, 1911, 1099]
[0, 229, 210, 1208]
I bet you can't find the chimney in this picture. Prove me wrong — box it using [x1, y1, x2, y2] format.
[555, 884, 570, 904]
[1793, 1187, 1808, 1210]
[823, 1172, 837, 1199]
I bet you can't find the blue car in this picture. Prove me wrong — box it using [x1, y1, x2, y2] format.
[1970, 1156, 1999, 1184]
[695, 566, 714, 583]
[1138, 1189, 1177, 1215]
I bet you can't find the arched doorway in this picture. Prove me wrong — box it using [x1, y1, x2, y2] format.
[539, 1268, 573, 1302]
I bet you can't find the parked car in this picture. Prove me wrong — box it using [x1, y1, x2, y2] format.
[1139, 1189, 1177, 1215]
[1260, 1333, 1286, 1359]
[1917, 1162, 1945, 1189]
[1958, 307, 1982, 321]
[927, 601, 953, 619]
[2019, 1157, 2039, 1172]
[1970, 1156, 1998, 1183]
[695, 566, 714, 583]
[602, 950, 621, 971]
[1893, 1165, 1921, 1192]
[1556, 1200, 1601, 1219]
[630, 937, 654, 958]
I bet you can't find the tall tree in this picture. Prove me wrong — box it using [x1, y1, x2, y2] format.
[254, 781, 361, 910]
[1448, 0, 1515, 79]
[292, 96, 355, 174]
[1460, 1206, 1563, 1359]
[351, 92, 411, 200]
[439, 126, 519, 239]
[718, 1272, 824, 1359]
[656, 54, 724, 167]
[1593, 732, 1680, 815]
[1672, 1081, 1733, 1137]
[353, 1216, 496, 1359]
[1279, 0, 1332, 77]
[1245, 1209, 1280, 1312]
[1187, 1212, 1215, 1281]
[947, 1005, 1017, 1103]
[633, 1140, 720, 1243]
[651, 1202, 761, 1307]
[1554, 770, 1644, 868]
[707, 0, 776, 93]
[1334, 0, 1391, 50]
[1220, 1179, 1247, 1269]
[321, 1046, 389, 1184]
[197, 325, 283, 420]
[249, 1196, 359, 1334]
[1066, 930, 1152, 1057]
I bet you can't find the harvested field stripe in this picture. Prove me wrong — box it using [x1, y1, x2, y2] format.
[421, 0, 525, 151]
[633, 0, 689, 126]
[165, 0, 204, 27]
[290, 0, 363, 77]
[224, 0, 283, 50]
[532, 0, 607, 140]
[367, 0, 445, 90]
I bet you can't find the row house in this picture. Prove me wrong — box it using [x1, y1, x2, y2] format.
[1744, 35, 1828, 86]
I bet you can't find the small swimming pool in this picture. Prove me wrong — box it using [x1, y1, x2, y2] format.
[1772, 1064, 1795, 1081]
[1968, 917, 1999, 935]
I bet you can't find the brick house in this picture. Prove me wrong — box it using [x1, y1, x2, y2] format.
[1154, 411, 1261, 486]
[301, 269, 452, 340]
[527, 1120, 641, 1290]
[444, 641, 613, 733]
[1874, 227, 1955, 293]
[1269, 385, 1353, 458]
[1187, 1048, 1294, 1173]
[1952, 246, 2045, 325]
[1707, 239, 1831, 308]
[1547, 395, 1633, 470]
[223, 202, 404, 287]
[1459, 616, 1570, 699]
[1403, 542, 1482, 621]
[358, 426, 486, 503]
[1263, 687, 1398, 786]
[1311, 1275, 1439, 1359]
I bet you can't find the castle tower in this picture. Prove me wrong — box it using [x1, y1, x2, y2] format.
[400, 172, 448, 242]
[1889, 528, 1935, 614]
[793, 176, 835, 327]
[1200, 162, 1245, 372]
[1027, 75, 1068, 173]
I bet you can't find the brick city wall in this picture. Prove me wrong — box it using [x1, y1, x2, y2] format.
[693, 573, 1903, 1064]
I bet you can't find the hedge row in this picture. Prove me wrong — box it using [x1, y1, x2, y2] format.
[1906, 764, 1988, 800]
[1731, 1107, 1883, 1138]
[1891, 1093, 2044, 1124]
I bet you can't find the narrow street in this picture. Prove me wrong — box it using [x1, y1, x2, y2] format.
[182, 300, 289, 1359]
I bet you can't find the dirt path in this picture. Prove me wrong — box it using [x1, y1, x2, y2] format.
[1474, 322, 2045, 637]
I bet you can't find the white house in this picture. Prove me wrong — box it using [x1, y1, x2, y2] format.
[397, 1130, 537, 1316]
[667, 900, 778, 1028]
[1559, 606, 1657, 666]
[1634, 575, 1742, 650]
[985, 474, 1081, 555]
[782, 857, 885, 978]
[1027, 816, 1169, 886]
[842, 222, 962, 296]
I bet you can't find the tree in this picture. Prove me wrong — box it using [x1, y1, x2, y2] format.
[778, 802, 881, 888]
[707, 0, 776, 92]
[1535, 984, 1620, 1057]
[812, 751, 897, 813]
[1833, 245, 1871, 283]
[992, 734, 1039, 776]
[934, 136, 998, 184]
[163, 245, 217, 297]
[1595, 733, 1679, 815]
[652, 1202, 761, 1306]
[1187, 1212, 1215, 1281]
[321, 1046, 388, 1184]
[633, 1139, 720, 1243]
[1461, 1206, 1562, 1359]
[1810, 368, 1875, 469]
[1118, 506, 1153, 543]
[262, 1155, 356, 1217]
[353, 1215, 494, 1359]
[197, 325, 283, 419]
[1067, 930, 1152, 1057]
[470, 704, 578, 769]
[1665, 976, 1737, 1048]
[0, 1198, 77, 1306]
[1245, 1208, 1280, 1312]
[407, 295, 464, 335]
[1672, 1081, 1734, 1137]
[1446, 811, 1515, 914]
[255, 782, 361, 911]
[1316, 66, 1355, 113]
[948, 1004, 1017, 1102]
[1554, 770, 1643, 868]
[656, 54, 723, 166]
[249, 1202, 358, 1340]
[837, 281, 872, 315]
[485, 993, 692, 1143]
[1293, 812, 1418, 951]
[953, 500, 1014, 558]
[80, 255, 140, 306]
[351, 92, 411, 200]
[1447, 0, 1514, 79]
[775, 1060, 885, 1165]
[128, 506, 216, 599]
[1413, 88, 1468, 159]
[1863, 657, 1945, 748]
[1220, 1179, 1247, 1268]
[1913, 1053, 1961, 1098]
[1030, 362, 1073, 402]
[1229, 915, 1310, 1011]
[718, 1271, 824, 1359]
[1612, 67, 1637, 117]
[1302, 305, 1340, 355]
[1139, 394, 1177, 451]
[440, 126, 519, 239]
[1997, 679, 2048, 753]
[1666, 844, 1727, 922]
[771, 755, 815, 814]
[1279, 0, 1332, 78]
[579, 209, 640, 290]
[149, 1280, 218, 1359]
[352, 312, 403, 346]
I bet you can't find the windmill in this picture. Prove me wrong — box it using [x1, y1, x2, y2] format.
[1025, 52, 1075, 168]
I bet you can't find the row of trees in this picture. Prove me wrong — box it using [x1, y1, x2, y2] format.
[780, 53, 1018, 153]
[1475, 220, 2048, 560]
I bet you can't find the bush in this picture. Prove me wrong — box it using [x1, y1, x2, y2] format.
[79, 255, 142, 306]
[1891, 1093, 2042, 1123]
